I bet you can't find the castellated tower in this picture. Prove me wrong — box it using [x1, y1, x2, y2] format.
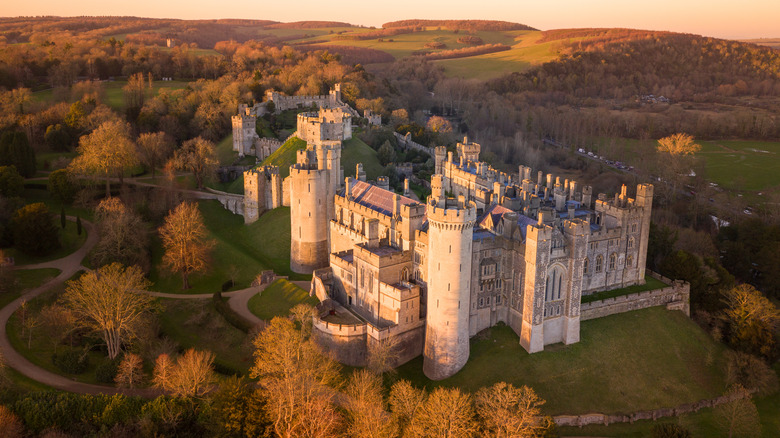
[634, 183, 654, 280]
[289, 156, 331, 274]
[434, 146, 447, 175]
[423, 180, 477, 380]
[521, 222, 553, 353]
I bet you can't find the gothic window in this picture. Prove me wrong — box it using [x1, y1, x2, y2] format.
[595, 255, 603, 273]
[609, 253, 617, 271]
[583, 258, 590, 275]
[628, 237, 635, 250]
[479, 298, 484, 307]
[545, 267, 565, 301]
[631, 223, 637, 233]
[401, 268, 409, 282]
[627, 255, 633, 267]
[496, 295, 501, 304]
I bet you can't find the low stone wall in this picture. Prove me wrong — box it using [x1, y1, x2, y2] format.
[580, 278, 690, 321]
[553, 390, 749, 427]
[394, 132, 434, 157]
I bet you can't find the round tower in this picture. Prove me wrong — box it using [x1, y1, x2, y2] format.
[289, 163, 330, 273]
[423, 195, 477, 380]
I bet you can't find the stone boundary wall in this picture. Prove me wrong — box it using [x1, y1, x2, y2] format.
[580, 275, 690, 321]
[205, 188, 245, 216]
[553, 390, 751, 427]
[394, 132, 434, 157]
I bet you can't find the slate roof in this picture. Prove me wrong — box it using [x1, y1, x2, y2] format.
[347, 180, 420, 217]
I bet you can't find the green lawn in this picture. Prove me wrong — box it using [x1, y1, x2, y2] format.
[581, 275, 668, 304]
[342, 136, 384, 181]
[32, 80, 192, 112]
[698, 140, 780, 191]
[260, 136, 307, 178]
[147, 202, 304, 295]
[14, 268, 61, 293]
[395, 307, 729, 416]
[157, 298, 253, 375]
[5, 217, 87, 266]
[248, 278, 319, 320]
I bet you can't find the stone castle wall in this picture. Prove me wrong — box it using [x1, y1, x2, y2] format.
[580, 274, 690, 321]
[394, 132, 434, 157]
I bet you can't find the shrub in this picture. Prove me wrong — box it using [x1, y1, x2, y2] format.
[652, 422, 692, 438]
[221, 279, 234, 292]
[52, 349, 89, 374]
[95, 358, 119, 383]
[11, 203, 61, 256]
[212, 292, 253, 333]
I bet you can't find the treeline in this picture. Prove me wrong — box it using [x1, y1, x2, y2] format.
[293, 44, 395, 64]
[382, 19, 536, 31]
[334, 26, 422, 41]
[422, 44, 510, 61]
[263, 21, 353, 29]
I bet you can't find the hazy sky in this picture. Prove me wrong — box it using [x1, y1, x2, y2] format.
[4, 0, 779, 40]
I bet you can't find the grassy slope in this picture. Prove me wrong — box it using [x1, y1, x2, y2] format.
[157, 298, 253, 375]
[342, 136, 384, 181]
[395, 307, 729, 415]
[261, 136, 308, 178]
[248, 278, 319, 320]
[148, 201, 303, 294]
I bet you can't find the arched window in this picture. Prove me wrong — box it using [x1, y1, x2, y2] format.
[609, 253, 617, 271]
[583, 258, 590, 275]
[545, 267, 565, 302]
[628, 237, 635, 250]
[401, 268, 409, 282]
[627, 255, 633, 267]
[595, 255, 603, 273]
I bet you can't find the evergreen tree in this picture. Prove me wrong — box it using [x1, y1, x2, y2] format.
[76, 216, 82, 236]
[0, 132, 36, 178]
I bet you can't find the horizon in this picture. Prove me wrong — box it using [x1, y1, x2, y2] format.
[2, 0, 779, 40]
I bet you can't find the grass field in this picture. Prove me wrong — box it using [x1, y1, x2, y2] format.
[342, 136, 384, 181]
[157, 298, 253, 375]
[14, 268, 61, 293]
[581, 275, 668, 304]
[32, 80, 191, 112]
[395, 307, 729, 415]
[147, 201, 303, 295]
[248, 278, 319, 320]
[698, 140, 780, 191]
[5, 218, 87, 266]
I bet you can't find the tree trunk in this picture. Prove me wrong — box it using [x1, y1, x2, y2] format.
[182, 272, 190, 290]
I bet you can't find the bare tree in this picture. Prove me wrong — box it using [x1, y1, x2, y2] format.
[475, 382, 551, 438]
[367, 336, 400, 375]
[389, 379, 426, 436]
[159, 202, 213, 290]
[172, 137, 219, 189]
[115, 353, 145, 388]
[714, 385, 761, 438]
[92, 197, 149, 271]
[152, 353, 175, 392]
[37, 304, 76, 352]
[153, 349, 215, 398]
[722, 284, 780, 357]
[405, 387, 477, 438]
[344, 369, 397, 438]
[136, 132, 174, 179]
[250, 317, 342, 438]
[656, 133, 701, 200]
[62, 263, 154, 359]
[69, 120, 138, 196]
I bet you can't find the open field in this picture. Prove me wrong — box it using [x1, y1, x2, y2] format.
[32, 80, 191, 112]
[148, 202, 302, 295]
[698, 140, 780, 191]
[395, 307, 729, 415]
[248, 278, 319, 320]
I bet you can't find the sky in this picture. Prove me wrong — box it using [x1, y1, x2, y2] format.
[3, 0, 779, 40]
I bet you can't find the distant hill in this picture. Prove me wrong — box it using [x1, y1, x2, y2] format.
[739, 38, 780, 50]
[381, 19, 536, 31]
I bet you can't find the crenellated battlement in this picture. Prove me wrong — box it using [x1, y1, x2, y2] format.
[426, 200, 477, 225]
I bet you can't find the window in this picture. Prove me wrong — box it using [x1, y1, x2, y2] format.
[609, 253, 616, 271]
[545, 267, 564, 301]
[628, 237, 635, 250]
[627, 255, 633, 267]
[496, 295, 501, 304]
[631, 223, 637, 233]
[479, 298, 484, 307]
[595, 255, 603, 273]
[401, 268, 409, 282]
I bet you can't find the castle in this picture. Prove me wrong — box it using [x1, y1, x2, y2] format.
[241, 94, 660, 381]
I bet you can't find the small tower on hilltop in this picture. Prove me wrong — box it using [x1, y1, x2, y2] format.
[456, 136, 480, 163]
[423, 175, 477, 380]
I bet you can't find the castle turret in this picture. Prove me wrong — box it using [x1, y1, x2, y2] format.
[434, 146, 447, 175]
[634, 183, 654, 280]
[289, 162, 331, 273]
[520, 222, 553, 353]
[243, 168, 263, 224]
[423, 194, 476, 380]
